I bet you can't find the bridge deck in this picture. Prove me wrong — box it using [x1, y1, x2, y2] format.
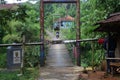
[46, 44, 73, 67]
[39, 43, 83, 80]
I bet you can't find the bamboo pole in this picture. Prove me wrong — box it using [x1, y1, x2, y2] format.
[21, 35, 25, 74]
[91, 41, 94, 71]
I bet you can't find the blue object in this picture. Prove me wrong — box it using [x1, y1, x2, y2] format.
[40, 46, 45, 66]
[7, 45, 22, 69]
[103, 36, 116, 51]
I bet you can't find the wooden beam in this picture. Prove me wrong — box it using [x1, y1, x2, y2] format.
[0, 42, 43, 47]
[43, 0, 77, 3]
[106, 58, 120, 60]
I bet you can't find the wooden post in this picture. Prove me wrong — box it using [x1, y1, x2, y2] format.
[106, 32, 110, 73]
[91, 41, 94, 71]
[21, 35, 25, 74]
[76, 0, 81, 66]
[40, 0, 45, 66]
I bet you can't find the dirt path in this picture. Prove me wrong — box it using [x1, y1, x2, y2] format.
[79, 70, 120, 80]
[39, 66, 83, 80]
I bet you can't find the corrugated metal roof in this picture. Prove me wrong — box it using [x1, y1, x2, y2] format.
[0, 4, 18, 10]
[95, 12, 120, 32]
[56, 15, 74, 22]
[98, 13, 120, 24]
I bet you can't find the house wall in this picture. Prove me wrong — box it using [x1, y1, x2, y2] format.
[61, 21, 74, 28]
[115, 36, 120, 58]
[53, 21, 74, 29]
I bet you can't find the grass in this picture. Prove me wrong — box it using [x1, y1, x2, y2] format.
[0, 67, 39, 80]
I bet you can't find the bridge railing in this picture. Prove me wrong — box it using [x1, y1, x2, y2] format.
[64, 38, 105, 70]
[49, 38, 98, 44]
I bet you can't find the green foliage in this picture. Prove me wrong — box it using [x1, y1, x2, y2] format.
[0, 2, 40, 43]
[79, 0, 113, 67]
[24, 46, 40, 67]
[0, 67, 39, 80]
[3, 34, 20, 43]
[81, 0, 107, 39]
[0, 1, 40, 70]
[81, 43, 105, 67]
[96, 0, 120, 13]
[19, 68, 39, 80]
[0, 71, 19, 80]
[61, 27, 76, 40]
[0, 53, 6, 68]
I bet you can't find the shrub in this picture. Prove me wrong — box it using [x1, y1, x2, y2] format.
[0, 53, 6, 68]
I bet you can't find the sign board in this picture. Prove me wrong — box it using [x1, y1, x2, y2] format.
[13, 50, 21, 64]
[43, 0, 77, 3]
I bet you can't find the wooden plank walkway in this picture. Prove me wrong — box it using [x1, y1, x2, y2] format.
[38, 43, 83, 80]
[46, 44, 73, 67]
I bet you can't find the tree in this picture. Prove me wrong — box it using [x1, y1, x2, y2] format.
[96, 0, 120, 14]
[0, 2, 40, 67]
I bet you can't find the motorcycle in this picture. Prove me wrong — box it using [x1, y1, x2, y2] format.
[56, 34, 59, 38]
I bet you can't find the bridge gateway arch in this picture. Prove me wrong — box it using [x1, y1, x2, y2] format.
[40, 0, 80, 66]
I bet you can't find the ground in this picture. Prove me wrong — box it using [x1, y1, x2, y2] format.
[38, 66, 120, 80]
[38, 66, 80, 80]
[79, 70, 120, 80]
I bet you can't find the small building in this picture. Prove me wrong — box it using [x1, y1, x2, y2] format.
[53, 15, 75, 29]
[95, 12, 120, 57]
[95, 12, 120, 73]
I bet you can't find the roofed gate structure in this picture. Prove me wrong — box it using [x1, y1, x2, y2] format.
[95, 12, 120, 74]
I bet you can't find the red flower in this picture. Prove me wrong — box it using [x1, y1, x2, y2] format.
[98, 38, 104, 44]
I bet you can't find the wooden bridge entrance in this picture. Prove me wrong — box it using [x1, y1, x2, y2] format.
[40, 0, 80, 66]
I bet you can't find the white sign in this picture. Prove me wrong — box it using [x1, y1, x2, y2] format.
[13, 51, 21, 64]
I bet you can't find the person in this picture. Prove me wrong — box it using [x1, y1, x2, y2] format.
[56, 31, 59, 38]
[103, 35, 117, 73]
